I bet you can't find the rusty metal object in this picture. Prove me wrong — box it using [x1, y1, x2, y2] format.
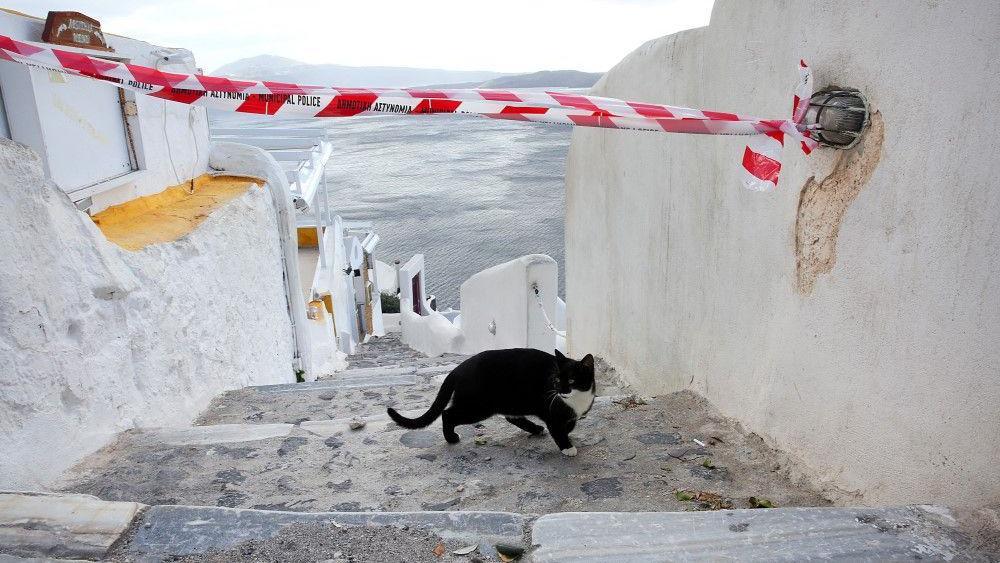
[42, 11, 112, 52]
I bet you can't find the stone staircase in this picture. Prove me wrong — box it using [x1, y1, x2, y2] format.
[1, 334, 994, 561]
[334, 332, 467, 371]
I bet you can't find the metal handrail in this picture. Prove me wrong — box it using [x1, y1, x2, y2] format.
[210, 126, 334, 267]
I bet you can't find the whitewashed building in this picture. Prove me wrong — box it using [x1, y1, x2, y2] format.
[0, 9, 379, 489]
[0, 8, 207, 212]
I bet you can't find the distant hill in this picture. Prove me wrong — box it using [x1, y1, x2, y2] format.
[213, 56, 604, 89]
[478, 70, 603, 89]
[212, 55, 507, 88]
[425, 70, 604, 90]
[212, 54, 302, 78]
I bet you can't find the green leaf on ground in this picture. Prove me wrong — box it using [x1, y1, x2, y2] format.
[702, 459, 716, 469]
[675, 490, 694, 501]
[749, 496, 775, 508]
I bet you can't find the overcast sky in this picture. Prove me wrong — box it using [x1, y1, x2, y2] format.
[9, 0, 714, 73]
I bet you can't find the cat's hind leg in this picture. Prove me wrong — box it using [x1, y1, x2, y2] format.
[441, 408, 489, 444]
[505, 416, 545, 436]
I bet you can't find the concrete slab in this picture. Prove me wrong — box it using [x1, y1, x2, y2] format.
[336, 333, 467, 373]
[331, 366, 418, 378]
[119, 505, 525, 559]
[530, 507, 968, 562]
[329, 364, 455, 379]
[193, 334, 459, 427]
[299, 411, 423, 437]
[0, 492, 143, 560]
[414, 364, 459, 375]
[396, 356, 467, 368]
[59, 392, 832, 515]
[196, 376, 441, 426]
[151, 423, 293, 446]
[254, 374, 418, 393]
[0, 556, 90, 562]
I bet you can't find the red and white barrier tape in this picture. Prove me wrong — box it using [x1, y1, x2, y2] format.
[0, 34, 818, 191]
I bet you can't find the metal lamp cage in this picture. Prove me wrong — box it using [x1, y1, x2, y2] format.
[804, 89, 870, 149]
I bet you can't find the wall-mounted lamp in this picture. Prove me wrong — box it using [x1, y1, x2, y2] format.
[804, 89, 870, 149]
[306, 301, 323, 320]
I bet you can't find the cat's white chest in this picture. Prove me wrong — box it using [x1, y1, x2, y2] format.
[560, 388, 595, 418]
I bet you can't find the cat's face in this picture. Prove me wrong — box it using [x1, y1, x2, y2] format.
[555, 350, 595, 394]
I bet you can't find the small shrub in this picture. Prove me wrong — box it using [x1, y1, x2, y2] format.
[381, 291, 400, 313]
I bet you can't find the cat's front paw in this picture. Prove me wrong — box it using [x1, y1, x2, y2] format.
[561, 446, 578, 457]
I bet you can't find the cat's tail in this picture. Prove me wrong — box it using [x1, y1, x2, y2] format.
[386, 370, 457, 429]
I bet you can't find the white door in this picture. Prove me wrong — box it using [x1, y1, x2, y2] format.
[31, 69, 133, 193]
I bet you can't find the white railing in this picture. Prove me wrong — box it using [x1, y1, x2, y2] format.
[210, 125, 385, 367]
[211, 127, 334, 267]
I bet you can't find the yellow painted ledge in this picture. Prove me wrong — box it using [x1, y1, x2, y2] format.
[91, 174, 264, 251]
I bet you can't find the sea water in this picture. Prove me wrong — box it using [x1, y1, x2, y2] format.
[210, 113, 568, 308]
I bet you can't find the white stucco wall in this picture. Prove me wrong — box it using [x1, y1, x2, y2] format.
[400, 303, 465, 357]
[397, 254, 428, 315]
[0, 139, 294, 490]
[208, 141, 314, 374]
[376, 260, 399, 294]
[564, 0, 1000, 507]
[397, 254, 561, 357]
[397, 254, 464, 356]
[460, 254, 558, 355]
[328, 218, 360, 356]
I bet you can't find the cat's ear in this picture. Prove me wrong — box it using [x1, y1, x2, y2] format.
[555, 349, 566, 360]
[581, 354, 594, 369]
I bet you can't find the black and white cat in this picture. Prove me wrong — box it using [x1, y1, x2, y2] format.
[387, 349, 596, 456]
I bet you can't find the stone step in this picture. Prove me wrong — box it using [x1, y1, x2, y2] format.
[196, 372, 442, 426]
[530, 506, 971, 562]
[56, 393, 841, 516]
[329, 363, 458, 380]
[0, 492, 142, 560]
[0, 555, 90, 562]
[0, 492, 524, 561]
[122, 505, 525, 561]
[2, 492, 987, 561]
[144, 423, 294, 446]
[254, 373, 420, 393]
[193, 356, 462, 428]
[339, 332, 468, 373]
[299, 410, 422, 437]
